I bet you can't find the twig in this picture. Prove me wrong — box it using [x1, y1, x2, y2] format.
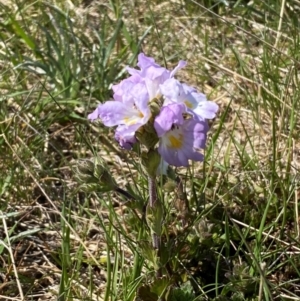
[0, 211, 24, 300]
[274, 0, 286, 49]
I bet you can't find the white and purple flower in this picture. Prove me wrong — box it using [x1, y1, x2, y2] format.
[88, 53, 186, 148]
[154, 103, 208, 167]
[88, 53, 218, 167]
[126, 53, 187, 100]
[160, 78, 219, 121]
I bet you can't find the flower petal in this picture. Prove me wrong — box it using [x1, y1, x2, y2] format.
[137, 53, 157, 69]
[96, 102, 132, 126]
[115, 126, 137, 150]
[193, 101, 219, 120]
[157, 118, 208, 167]
[95, 100, 150, 128]
[127, 54, 187, 100]
[112, 75, 142, 103]
[154, 103, 186, 137]
[160, 79, 219, 121]
[88, 106, 101, 121]
[170, 60, 187, 78]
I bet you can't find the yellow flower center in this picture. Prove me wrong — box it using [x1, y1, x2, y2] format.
[184, 100, 193, 109]
[169, 134, 183, 149]
[123, 111, 144, 125]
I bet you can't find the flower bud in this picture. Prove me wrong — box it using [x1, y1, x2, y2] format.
[135, 113, 159, 149]
[73, 159, 116, 192]
[74, 159, 97, 184]
[141, 149, 161, 178]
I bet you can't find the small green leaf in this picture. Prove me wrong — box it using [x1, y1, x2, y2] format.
[138, 240, 158, 268]
[150, 276, 170, 296]
[146, 199, 164, 236]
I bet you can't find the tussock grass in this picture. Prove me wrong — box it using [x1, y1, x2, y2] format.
[1, 0, 300, 300]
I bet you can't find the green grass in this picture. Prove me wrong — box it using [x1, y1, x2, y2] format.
[1, 0, 300, 300]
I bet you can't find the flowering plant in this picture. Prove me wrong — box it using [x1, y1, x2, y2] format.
[88, 53, 218, 168]
[85, 53, 219, 298]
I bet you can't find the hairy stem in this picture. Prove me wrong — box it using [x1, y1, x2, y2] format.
[148, 176, 158, 207]
[148, 176, 162, 277]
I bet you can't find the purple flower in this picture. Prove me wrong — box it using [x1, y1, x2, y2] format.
[88, 93, 150, 127]
[160, 78, 219, 120]
[115, 128, 137, 150]
[112, 74, 143, 103]
[88, 53, 188, 149]
[154, 103, 209, 167]
[127, 53, 187, 100]
[88, 83, 151, 148]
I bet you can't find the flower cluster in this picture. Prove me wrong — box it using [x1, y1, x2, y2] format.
[88, 53, 218, 167]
